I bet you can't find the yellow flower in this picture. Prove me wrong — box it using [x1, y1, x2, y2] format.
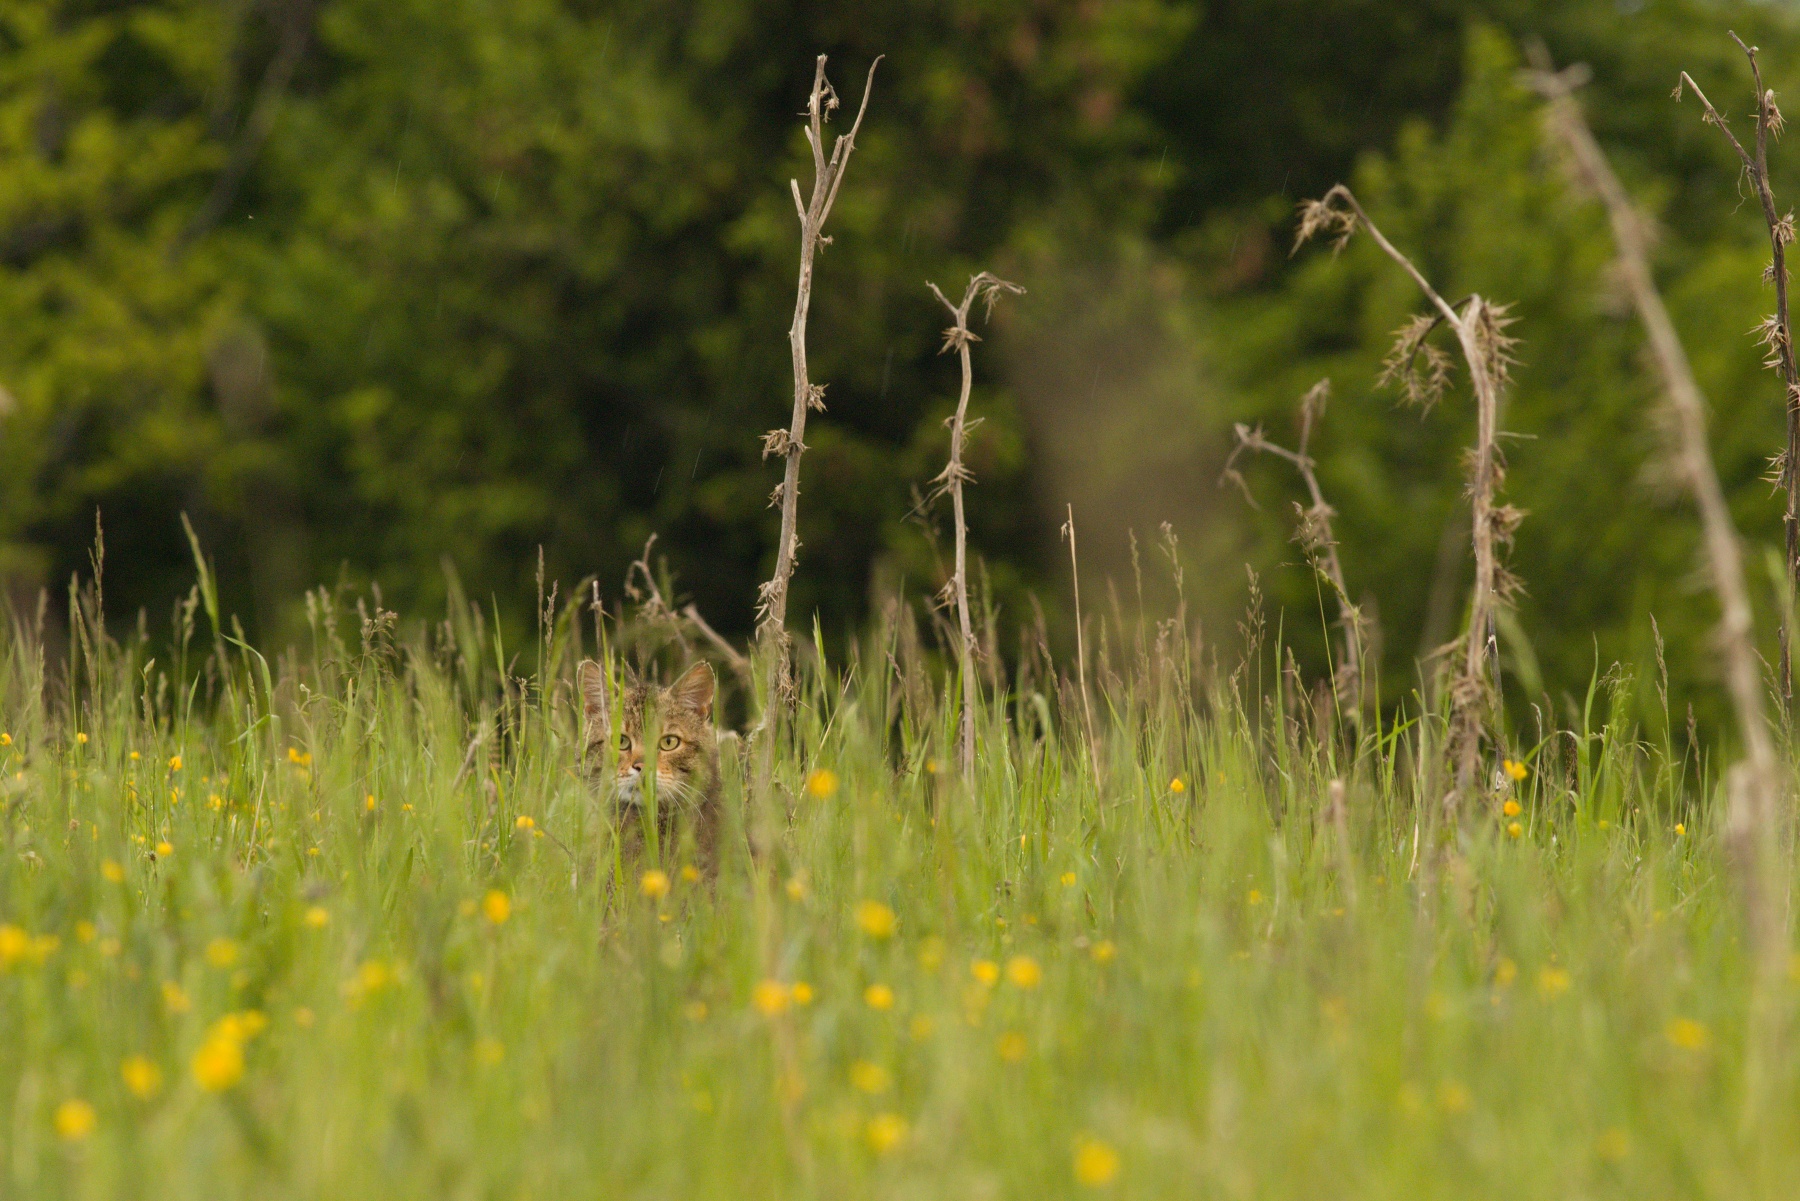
[1505, 821, 1523, 839]
[997, 1031, 1028, 1062]
[191, 1032, 245, 1092]
[864, 1113, 907, 1154]
[0, 732, 10, 746]
[916, 937, 945, 972]
[1006, 955, 1043, 989]
[286, 746, 312, 766]
[100, 858, 125, 884]
[850, 1060, 891, 1094]
[366, 794, 377, 811]
[1073, 1137, 1120, 1186]
[155, 841, 174, 857]
[1091, 940, 1117, 964]
[1494, 957, 1518, 988]
[680, 864, 700, 883]
[347, 961, 394, 999]
[1537, 966, 1571, 998]
[1503, 759, 1528, 782]
[1502, 799, 1521, 818]
[864, 983, 895, 1010]
[856, 900, 897, 939]
[1437, 1081, 1472, 1113]
[208, 794, 224, 810]
[120, 1055, 163, 1100]
[785, 875, 808, 901]
[1060, 871, 1078, 887]
[304, 906, 330, 929]
[161, 981, 191, 1013]
[640, 870, 671, 900]
[1247, 889, 1264, 906]
[1674, 823, 1686, 837]
[75, 732, 88, 745]
[1666, 1017, 1710, 1050]
[514, 815, 535, 830]
[971, 959, 1000, 986]
[75, 920, 96, 944]
[53, 1099, 96, 1141]
[482, 890, 511, 924]
[0, 925, 27, 969]
[1169, 777, 1185, 793]
[168, 755, 182, 772]
[205, 938, 239, 969]
[1595, 1127, 1630, 1162]
[752, 979, 791, 1016]
[806, 768, 840, 799]
[791, 981, 815, 1006]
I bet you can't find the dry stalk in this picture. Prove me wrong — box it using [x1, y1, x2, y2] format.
[756, 54, 881, 715]
[622, 535, 753, 691]
[1221, 379, 1368, 713]
[927, 271, 1025, 777]
[1675, 36, 1800, 704]
[1061, 504, 1102, 791]
[1528, 53, 1787, 1115]
[1295, 185, 1521, 804]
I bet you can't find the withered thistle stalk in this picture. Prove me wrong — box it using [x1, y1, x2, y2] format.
[1676, 36, 1800, 703]
[927, 272, 1024, 778]
[757, 54, 881, 716]
[1529, 52, 1786, 1113]
[1222, 379, 1367, 713]
[1295, 185, 1520, 804]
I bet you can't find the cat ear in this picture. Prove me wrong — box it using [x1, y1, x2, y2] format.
[577, 660, 610, 731]
[668, 661, 715, 721]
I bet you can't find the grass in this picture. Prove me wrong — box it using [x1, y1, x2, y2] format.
[1, 568, 1795, 1199]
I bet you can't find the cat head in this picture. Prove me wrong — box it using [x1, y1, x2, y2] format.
[577, 659, 717, 810]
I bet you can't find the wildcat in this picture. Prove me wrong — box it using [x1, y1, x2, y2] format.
[577, 659, 721, 864]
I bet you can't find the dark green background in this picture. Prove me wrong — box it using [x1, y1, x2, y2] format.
[3, 0, 1798, 727]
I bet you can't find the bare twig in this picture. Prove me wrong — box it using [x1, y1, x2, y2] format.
[1676, 37, 1800, 704]
[756, 54, 882, 717]
[1530, 50, 1787, 1114]
[1221, 379, 1368, 712]
[1295, 185, 1520, 804]
[622, 534, 753, 691]
[927, 271, 1024, 777]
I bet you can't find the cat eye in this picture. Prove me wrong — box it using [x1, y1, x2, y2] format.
[617, 734, 631, 751]
[659, 734, 682, 751]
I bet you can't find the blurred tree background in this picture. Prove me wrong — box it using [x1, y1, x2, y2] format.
[2, 0, 1799, 728]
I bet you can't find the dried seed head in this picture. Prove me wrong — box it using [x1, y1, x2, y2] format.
[1379, 314, 1454, 410]
[1469, 300, 1521, 391]
[1293, 190, 1359, 256]
[1768, 90, 1785, 138]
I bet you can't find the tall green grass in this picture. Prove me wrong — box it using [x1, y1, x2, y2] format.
[0, 565, 1793, 1198]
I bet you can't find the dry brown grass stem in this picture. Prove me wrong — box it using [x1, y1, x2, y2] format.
[927, 272, 1024, 778]
[621, 535, 753, 691]
[1061, 505, 1101, 792]
[1295, 185, 1519, 804]
[1222, 380, 1367, 713]
[1529, 51, 1787, 1116]
[1675, 37, 1800, 704]
[756, 53, 881, 716]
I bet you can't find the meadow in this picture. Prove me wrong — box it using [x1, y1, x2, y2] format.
[1, 548, 1793, 1201]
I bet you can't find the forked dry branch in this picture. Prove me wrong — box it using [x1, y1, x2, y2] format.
[1294, 186, 1521, 804]
[1674, 35, 1800, 702]
[927, 271, 1024, 777]
[757, 54, 881, 718]
[1528, 51, 1787, 1116]
[1222, 379, 1368, 714]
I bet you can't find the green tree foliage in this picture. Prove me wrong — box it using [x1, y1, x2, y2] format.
[3, 0, 1800, 730]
